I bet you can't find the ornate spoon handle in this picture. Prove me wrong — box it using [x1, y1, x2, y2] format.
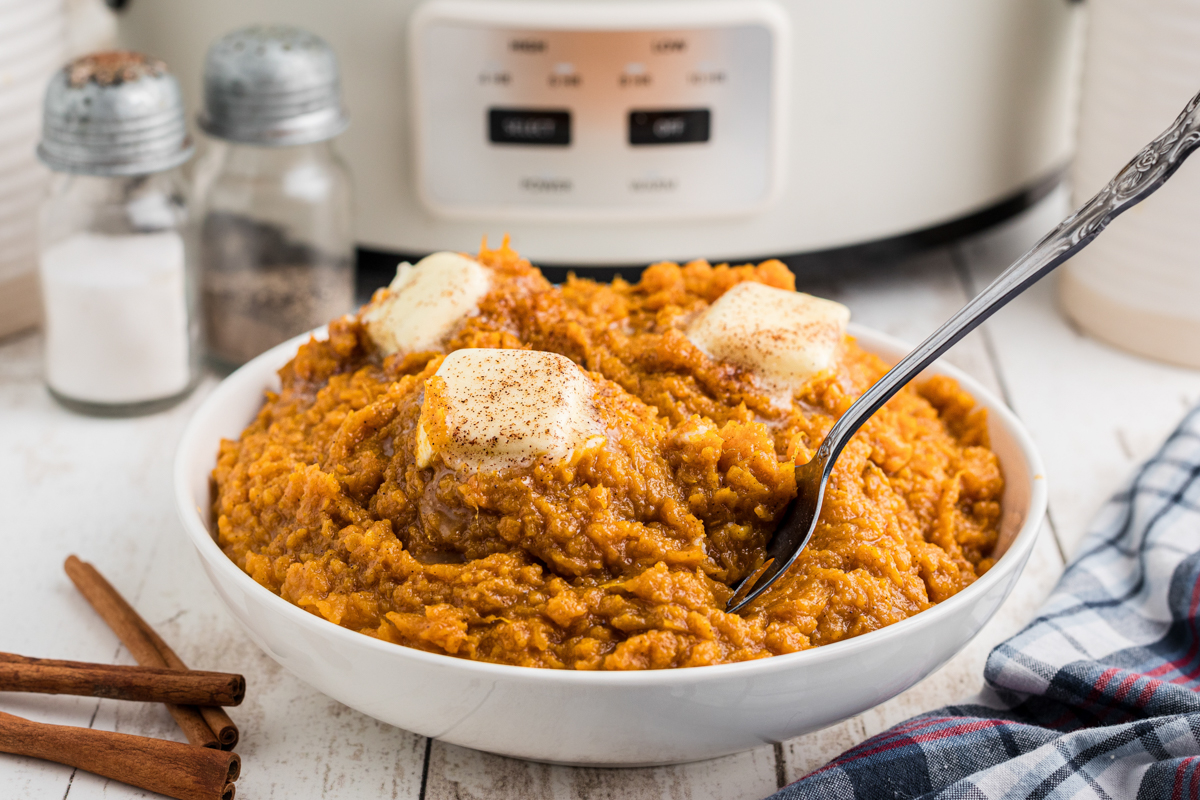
[816, 89, 1200, 478]
[728, 88, 1200, 613]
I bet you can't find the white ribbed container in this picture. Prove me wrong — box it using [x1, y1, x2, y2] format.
[0, 0, 65, 338]
[1060, 0, 1200, 368]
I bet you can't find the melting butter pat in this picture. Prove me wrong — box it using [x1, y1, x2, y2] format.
[686, 282, 850, 396]
[416, 349, 603, 472]
[363, 252, 492, 355]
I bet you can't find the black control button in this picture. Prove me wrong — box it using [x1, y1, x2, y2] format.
[628, 109, 710, 145]
[489, 108, 571, 146]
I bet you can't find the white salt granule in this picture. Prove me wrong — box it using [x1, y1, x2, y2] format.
[41, 231, 191, 404]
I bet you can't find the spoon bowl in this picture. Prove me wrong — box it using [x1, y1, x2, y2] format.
[730, 87, 1200, 612]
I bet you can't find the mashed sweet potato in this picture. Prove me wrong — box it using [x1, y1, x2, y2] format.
[213, 241, 1002, 669]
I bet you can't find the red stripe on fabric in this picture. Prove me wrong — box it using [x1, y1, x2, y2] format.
[908, 719, 1008, 745]
[1084, 671, 1162, 719]
[1046, 710, 1077, 730]
[1146, 642, 1199, 681]
[806, 718, 1009, 778]
[1083, 668, 1121, 708]
[1113, 674, 1139, 703]
[1173, 756, 1200, 800]
[1146, 661, 1179, 679]
[1171, 656, 1200, 686]
[1146, 642, 1195, 679]
[1154, 632, 1200, 682]
[819, 717, 938, 765]
[1151, 573, 1200, 681]
[821, 716, 951, 764]
[1135, 679, 1160, 708]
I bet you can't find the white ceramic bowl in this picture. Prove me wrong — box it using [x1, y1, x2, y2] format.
[175, 324, 1047, 766]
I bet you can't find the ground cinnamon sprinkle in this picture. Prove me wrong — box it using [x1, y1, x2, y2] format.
[66, 51, 165, 88]
[212, 242, 1002, 670]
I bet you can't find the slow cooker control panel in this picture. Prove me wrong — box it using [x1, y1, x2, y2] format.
[410, 1, 788, 220]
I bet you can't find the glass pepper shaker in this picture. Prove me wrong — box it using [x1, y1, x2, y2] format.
[193, 25, 355, 369]
[36, 52, 199, 416]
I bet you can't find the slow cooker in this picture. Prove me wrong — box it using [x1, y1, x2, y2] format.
[115, 0, 1083, 271]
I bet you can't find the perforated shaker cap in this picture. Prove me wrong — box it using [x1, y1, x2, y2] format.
[198, 25, 349, 146]
[38, 52, 194, 176]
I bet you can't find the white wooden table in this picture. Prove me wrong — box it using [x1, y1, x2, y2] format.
[6, 187, 1200, 799]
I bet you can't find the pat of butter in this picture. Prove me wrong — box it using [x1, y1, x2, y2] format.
[685, 282, 850, 396]
[416, 348, 603, 472]
[363, 252, 492, 355]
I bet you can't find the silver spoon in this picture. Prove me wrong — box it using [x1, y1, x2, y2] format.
[728, 89, 1200, 614]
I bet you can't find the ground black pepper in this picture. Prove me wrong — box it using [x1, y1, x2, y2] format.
[200, 212, 354, 367]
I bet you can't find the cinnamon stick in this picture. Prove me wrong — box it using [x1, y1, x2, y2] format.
[64, 556, 237, 749]
[0, 653, 245, 706]
[131, 617, 240, 749]
[0, 710, 238, 800]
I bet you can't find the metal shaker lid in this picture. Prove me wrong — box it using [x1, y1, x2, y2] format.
[38, 52, 194, 176]
[198, 25, 349, 147]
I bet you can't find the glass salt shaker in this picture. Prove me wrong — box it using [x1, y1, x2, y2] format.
[36, 52, 199, 415]
[193, 25, 355, 369]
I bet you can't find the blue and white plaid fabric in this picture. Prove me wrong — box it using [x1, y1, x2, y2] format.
[772, 407, 1200, 800]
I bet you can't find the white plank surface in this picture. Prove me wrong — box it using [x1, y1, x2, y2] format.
[425, 742, 781, 800]
[2, 190, 1197, 799]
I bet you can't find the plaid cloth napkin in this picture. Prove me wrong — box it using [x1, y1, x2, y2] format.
[772, 406, 1200, 799]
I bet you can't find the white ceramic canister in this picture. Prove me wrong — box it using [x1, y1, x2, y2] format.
[0, 0, 65, 338]
[1059, 0, 1200, 368]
